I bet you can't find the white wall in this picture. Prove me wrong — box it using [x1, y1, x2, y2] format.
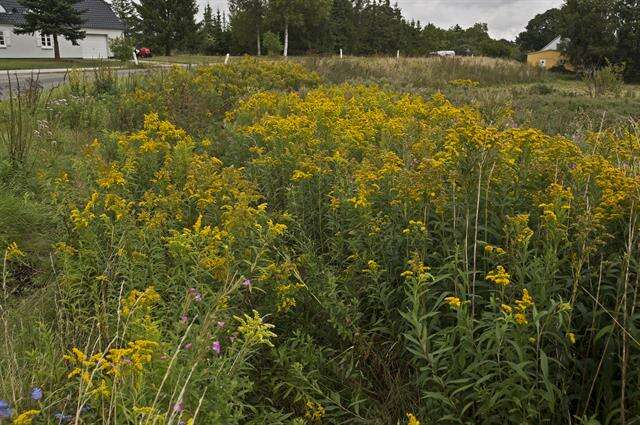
[0, 26, 123, 59]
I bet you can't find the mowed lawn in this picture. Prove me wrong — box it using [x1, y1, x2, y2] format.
[0, 58, 123, 70]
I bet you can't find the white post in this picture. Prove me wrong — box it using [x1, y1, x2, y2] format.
[225, 53, 230, 65]
[397, 50, 400, 60]
[132, 49, 139, 66]
[340, 48, 343, 59]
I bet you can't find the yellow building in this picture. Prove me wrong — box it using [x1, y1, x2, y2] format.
[526, 36, 573, 71]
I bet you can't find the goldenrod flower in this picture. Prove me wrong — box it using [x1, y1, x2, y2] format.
[514, 313, 528, 325]
[407, 413, 421, 425]
[4, 242, 25, 260]
[486, 266, 511, 286]
[515, 289, 534, 312]
[12, 410, 40, 425]
[445, 296, 461, 309]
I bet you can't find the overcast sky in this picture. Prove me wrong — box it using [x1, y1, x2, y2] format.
[197, 0, 564, 40]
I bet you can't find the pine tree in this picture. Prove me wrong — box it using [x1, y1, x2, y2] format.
[15, 0, 86, 59]
[136, 0, 199, 55]
[200, 3, 216, 54]
[173, 0, 200, 53]
[136, 0, 172, 55]
[229, 0, 265, 55]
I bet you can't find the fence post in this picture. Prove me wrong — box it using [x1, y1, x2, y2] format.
[225, 53, 230, 65]
[340, 48, 343, 59]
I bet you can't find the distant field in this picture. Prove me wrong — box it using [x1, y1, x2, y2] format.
[0, 58, 127, 70]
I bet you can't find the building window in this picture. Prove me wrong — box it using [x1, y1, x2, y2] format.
[0, 31, 5, 47]
[539, 59, 546, 68]
[41, 33, 53, 48]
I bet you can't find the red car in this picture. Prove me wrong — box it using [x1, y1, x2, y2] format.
[136, 47, 152, 58]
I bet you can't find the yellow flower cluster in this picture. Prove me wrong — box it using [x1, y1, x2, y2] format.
[12, 410, 40, 425]
[484, 244, 506, 255]
[449, 79, 480, 88]
[305, 401, 326, 422]
[407, 413, 421, 425]
[121, 286, 161, 317]
[445, 296, 462, 309]
[4, 242, 25, 260]
[507, 289, 535, 325]
[235, 310, 277, 347]
[486, 266, 511, 286]
[65, 339, 158, 392]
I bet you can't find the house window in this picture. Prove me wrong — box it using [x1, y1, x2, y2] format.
[0, 31, 5, 47]
[539, 59, 546, 68]
[41, 33, 53, 48]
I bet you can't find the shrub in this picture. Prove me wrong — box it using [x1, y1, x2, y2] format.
[262, 31, 283, 56]
[109, 36, 134, 62]
[584, 63, 625, 97]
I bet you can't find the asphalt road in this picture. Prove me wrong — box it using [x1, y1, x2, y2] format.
[0, 68, 151, 99]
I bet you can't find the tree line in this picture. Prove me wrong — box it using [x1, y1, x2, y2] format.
[517, 0, 640, 81]
[112, 0, 521, 59]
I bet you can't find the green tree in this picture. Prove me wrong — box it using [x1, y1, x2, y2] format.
[267, 0, 331, 57]
[15, 0, 86, 59]
[262, 30, 282, 55]
[614, 0, 640, 81]
[136, 0, 199, 55]
[136, 0, 173, 55]
[326, 0, 355, 53]
[200, 3, 217, 54]
[516, 8, 563, 52]
[229, 0, 265, 55]
[111, 0, 138, 39]
[173, 0, 200, 53]
[560, 0, 617, 69]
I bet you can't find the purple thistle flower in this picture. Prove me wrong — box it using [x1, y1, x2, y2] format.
[242, 279, 252, 289]
[31, 387, 44, 401]
[212, 340, 221, 354]
[188, 288, 202, 302]
[180, 314, 189, 324]
[183, 343, 193, 350]
[217, 321, 226, 329]
[173, 401, 184, 413]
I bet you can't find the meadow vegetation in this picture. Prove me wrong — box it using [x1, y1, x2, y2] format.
[0, 57, 639, 424]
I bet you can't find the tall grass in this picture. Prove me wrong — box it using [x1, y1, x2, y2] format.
[303, 56, 547, 87]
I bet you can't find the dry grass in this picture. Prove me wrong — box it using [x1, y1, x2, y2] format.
[301, 55, 547, 87]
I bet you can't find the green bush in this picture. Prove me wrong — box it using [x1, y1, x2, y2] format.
[584, 63, 625, 97]
[109, 36, 134, 62]
[262, 31, 283, 56]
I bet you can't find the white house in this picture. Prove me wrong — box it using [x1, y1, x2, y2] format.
[0, 0, 124, 59]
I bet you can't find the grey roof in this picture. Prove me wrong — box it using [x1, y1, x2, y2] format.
[0, 0, 124, 30]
